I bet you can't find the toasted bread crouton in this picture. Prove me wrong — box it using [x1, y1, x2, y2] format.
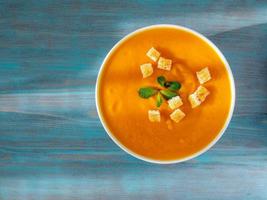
[148, 110, 161, 122]
[140, 63, 153, 78]
[196, 67, 211, 84]
[146, 47, 160, 62]
[170, 109, 185, 123]
[157, 57, 172, 71]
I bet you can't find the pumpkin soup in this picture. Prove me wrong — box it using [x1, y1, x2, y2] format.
[96, 25, 234, 162]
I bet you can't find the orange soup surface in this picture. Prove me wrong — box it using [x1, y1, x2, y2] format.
[98, 27, 232, 161]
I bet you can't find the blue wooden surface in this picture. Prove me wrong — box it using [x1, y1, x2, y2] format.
[0, 1, 267, 199]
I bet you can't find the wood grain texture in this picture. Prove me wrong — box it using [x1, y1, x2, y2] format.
[0, 0, 267, 199]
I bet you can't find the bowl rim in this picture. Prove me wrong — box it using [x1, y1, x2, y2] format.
[95, 24, 236, 164]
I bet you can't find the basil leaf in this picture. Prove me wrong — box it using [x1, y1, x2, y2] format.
[164, 81, 172, 88]
[160, 89, 177, 99]
[168, 81, 181, 91]
[157, 76, 166, 87]
[156, 93, 163, 107]
[138, 87, 158, 99]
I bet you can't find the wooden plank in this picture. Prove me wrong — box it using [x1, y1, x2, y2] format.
[0, 1, 266, 199]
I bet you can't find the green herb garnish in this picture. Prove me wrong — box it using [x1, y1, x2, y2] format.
[160, 89, 177, 99]
[167, 81, 181, 91]
[138, 75, 181, 106]
[156, 93, 163, 107]
[157, 76, 181, 91]
[157, 76, 166, 87]
[138, 87, 158, 99]
[164, 81, 171, 88]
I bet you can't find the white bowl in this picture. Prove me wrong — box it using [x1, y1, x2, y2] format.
[95, 24, 235, 164]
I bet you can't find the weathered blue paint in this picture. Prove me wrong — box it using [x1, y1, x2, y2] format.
[0, 1, 266, 199]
